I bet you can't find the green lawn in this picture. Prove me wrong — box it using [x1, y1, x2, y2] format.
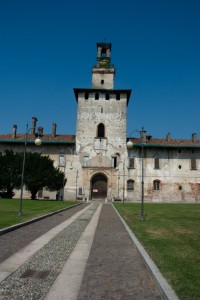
[0, 199, 76, 229]
[114, 203, 200, 300]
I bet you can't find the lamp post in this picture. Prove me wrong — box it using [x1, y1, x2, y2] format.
[62, 160, 73, 201]
[18, 124, 42, 216]
[127, 127, 147, 221]
[117, 160, 125, 204]
[76, 170, 79, 202]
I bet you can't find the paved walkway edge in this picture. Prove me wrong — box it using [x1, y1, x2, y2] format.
[113, 204, 179, 300]
[0, 202, 82, 236]
[45, 203, 102, 300]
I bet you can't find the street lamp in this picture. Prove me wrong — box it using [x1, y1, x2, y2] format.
[62, 160, 73, 201]
[127, 127, 147, 221]
[76, 170, 79, 202]
[18, 124, 42, 216]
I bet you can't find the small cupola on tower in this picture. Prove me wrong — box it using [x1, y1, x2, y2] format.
[92, 42, 115, 89]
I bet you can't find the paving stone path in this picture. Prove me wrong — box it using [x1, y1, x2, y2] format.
[0, 202, 165, 299]
[78, 204, 163, 300]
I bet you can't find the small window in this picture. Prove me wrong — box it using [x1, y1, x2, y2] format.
[59, 155, 65, 167]
[111, 156, 117, 168]
[106, 93, 110, 100]
[101, 79, 104, 85]
[116, 93, 120, 100]
[154, 157, 159, 169]
[97, 123, 105, 138]
[95, 93, 99, 100]
[83, 156, 89, 167]
[153, 180, 160, 190]
[127, 180, 134, 190]
[85, 92, 89, 99]
[78, 187, 83, 195]
[191, 158, 197, 170]
[100, 107, 103, 113]
[128, 158, 135, 168]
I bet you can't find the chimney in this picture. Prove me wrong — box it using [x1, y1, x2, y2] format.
[140, 129, 146, 143]
[166, 132, 171, 142]
[192, 133, 197, 142]
[52, 123, 57, 137]
[38, 127, 44, 136]
[12, 124, 17, 138]
[32, 117, 38, 134]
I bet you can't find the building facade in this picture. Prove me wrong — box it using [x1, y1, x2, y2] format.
[0, 42, 200, 202]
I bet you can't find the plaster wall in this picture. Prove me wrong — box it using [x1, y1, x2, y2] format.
[126, 147, 200, 202]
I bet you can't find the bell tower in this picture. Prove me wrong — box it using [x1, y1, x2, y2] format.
[92, 43, 115, 89]
[74, 42, 131, 200]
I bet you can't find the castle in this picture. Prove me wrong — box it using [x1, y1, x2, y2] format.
[1, 42, 200, 202]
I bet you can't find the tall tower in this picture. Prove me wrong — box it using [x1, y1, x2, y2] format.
[74, 42, 131, 200]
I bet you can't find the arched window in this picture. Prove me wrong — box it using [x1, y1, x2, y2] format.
[153, 180, 161, 190]
[97, 123, 105, 138]
[127, 180, 134, 190]
[101, 48, 107, 57]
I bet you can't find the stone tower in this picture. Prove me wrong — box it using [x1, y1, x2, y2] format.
[74, 42, 131, 200]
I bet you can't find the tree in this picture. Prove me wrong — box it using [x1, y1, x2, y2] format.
[0, 150, 22, 198]
[24, 152, 65, 199]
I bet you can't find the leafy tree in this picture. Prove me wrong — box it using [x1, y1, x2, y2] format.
[0, 150, 22, 198]
[24, 152, 65, 199]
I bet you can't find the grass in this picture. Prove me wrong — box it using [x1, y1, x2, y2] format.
[0, 198, 76, 229]
[114, 203, 200, 300]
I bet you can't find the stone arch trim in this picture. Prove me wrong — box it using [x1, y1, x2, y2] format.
[90, 173, 108, 199]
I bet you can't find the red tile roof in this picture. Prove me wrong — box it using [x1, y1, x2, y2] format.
[127, 137, 200, 147]
[0, 134, 199, 147]
[0, 134, 76, 143]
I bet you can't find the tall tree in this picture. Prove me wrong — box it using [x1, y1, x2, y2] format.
[24, 152, 65, 199]
[0, 150, 22, 198]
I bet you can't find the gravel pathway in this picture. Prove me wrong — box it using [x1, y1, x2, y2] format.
[0, 203, 88, 263]
[0, 203, 99, 300]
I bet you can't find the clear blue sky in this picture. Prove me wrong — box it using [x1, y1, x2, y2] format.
[0, 0, 200, 139]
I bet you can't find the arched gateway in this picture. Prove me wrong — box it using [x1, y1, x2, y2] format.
[91, 174, 107, 200]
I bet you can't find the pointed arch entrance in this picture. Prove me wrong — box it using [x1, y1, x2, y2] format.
[91, 173, 108, 199]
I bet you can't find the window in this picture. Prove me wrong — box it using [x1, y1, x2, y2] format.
[78, 187, 83, 195]
[106, 93, 110, 100]
[85, 92, 89, 99]
[154, 157, 159, 169]
[100, 107, 103, 113]
[128, 158, 135, 168]
[101, 79, 104, 85]
[191, 158, 197, 170]
[127, 180, 134, 190]
[111, 156, 117, 168]
[97, 123, 105, 138]
[59, 155, 65, 167]
[101, 48, 107, 57]
[95, 93, 99, 100]
[116, 93, 120, 100]
[153, 180, 161, 190]
[83, 156, 89, 167]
